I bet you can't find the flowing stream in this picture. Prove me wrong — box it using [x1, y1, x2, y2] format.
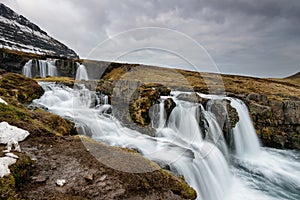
[33, 82, 300, 200]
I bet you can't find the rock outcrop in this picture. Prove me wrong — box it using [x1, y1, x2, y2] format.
[243, 93, 300, 149]
[129, 84, 161, 126]
[95, 62, 300, 150]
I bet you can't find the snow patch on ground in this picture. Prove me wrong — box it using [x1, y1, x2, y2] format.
[0, 122, 30, 152]
[0, 98, 7, 105]
[0, 156, 16, 177]
[0, 122, 30, 177]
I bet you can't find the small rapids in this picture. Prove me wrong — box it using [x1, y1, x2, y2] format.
[33, 82, 300, 200]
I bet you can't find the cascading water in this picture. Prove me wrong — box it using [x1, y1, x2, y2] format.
[38, 60, 47, 78]
[155, 98, 232, 200]
[33, 83, 300, 200]
[22, 59, 58, 78]
[75, 63, 89, 81]
[227, 100, 300, 200]
[229, 97, 261, 157]
[22, 60, 33, 78]
[150, 101, 167, 130]
[46, 60, 58, 77]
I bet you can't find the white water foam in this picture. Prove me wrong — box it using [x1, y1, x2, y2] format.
[33, 83, 300, 200]
[75, 63, 89, 81]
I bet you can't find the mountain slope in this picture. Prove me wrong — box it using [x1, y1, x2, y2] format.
[286, 71, 300, 79]
[0, 3, 78, 58]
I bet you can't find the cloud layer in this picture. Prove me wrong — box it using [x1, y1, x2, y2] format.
[1, 0, 299, 77]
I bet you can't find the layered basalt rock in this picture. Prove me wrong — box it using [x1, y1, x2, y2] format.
[0, 3, 78, 58]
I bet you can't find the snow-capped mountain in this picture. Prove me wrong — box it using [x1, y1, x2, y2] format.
[0, 3, 78, 58]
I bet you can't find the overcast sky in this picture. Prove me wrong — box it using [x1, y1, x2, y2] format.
[1, 0, 300, 77]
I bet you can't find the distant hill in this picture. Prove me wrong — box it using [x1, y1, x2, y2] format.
[286, 72, 300, 79]
[0, 3, 78, 58]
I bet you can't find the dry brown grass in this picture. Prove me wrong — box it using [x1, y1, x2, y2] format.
[34, 76, 75, 83]
[101, 64, 300, 100]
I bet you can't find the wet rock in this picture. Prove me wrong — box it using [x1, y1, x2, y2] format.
[226, 102, 239, 129]
[207, 99, 239, 130]
[27, 102, 49, 111]
[177, 93, 207, 105]
[164, 98, 176, 119]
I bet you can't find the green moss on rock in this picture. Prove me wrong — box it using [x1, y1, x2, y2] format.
[0, 72, 44, 104]
[129, 85, 160, 126]
[0, 71, 75, 137]
[0, 154, 32, 200]
[0, 174, 16, 200]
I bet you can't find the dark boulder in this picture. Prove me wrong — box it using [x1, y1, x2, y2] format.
[164, 98, 176, 120]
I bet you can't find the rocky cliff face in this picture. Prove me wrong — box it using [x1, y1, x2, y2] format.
[0, 3, 78, 58]
[242, 94, 300, 149]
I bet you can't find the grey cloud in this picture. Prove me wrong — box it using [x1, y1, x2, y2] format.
[1, 0, 299, 77]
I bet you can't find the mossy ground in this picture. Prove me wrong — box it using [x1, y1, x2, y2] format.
[0, 154, 32, 200]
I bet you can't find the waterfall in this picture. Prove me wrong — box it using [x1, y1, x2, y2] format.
[47, 60, 58, 77]
[201, 110, 229, 158]
[22, 60, 32, 78]
[156, 99, 232, 200]
[33, 83, 300, 200]
[75, 64, 89, 81]
[22, 59, 58, 78]
[150, 101, 166, 129]
[38, 60, 47, 78]
[229, 98, 261, 157]
[197, 93, 261, 158]
[165, 102, 203, 146]
[103, 95, 109, 105]
[34, 83, 232, 200]
[158, 101, 166, 129]
[38, 60, 58, 77]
